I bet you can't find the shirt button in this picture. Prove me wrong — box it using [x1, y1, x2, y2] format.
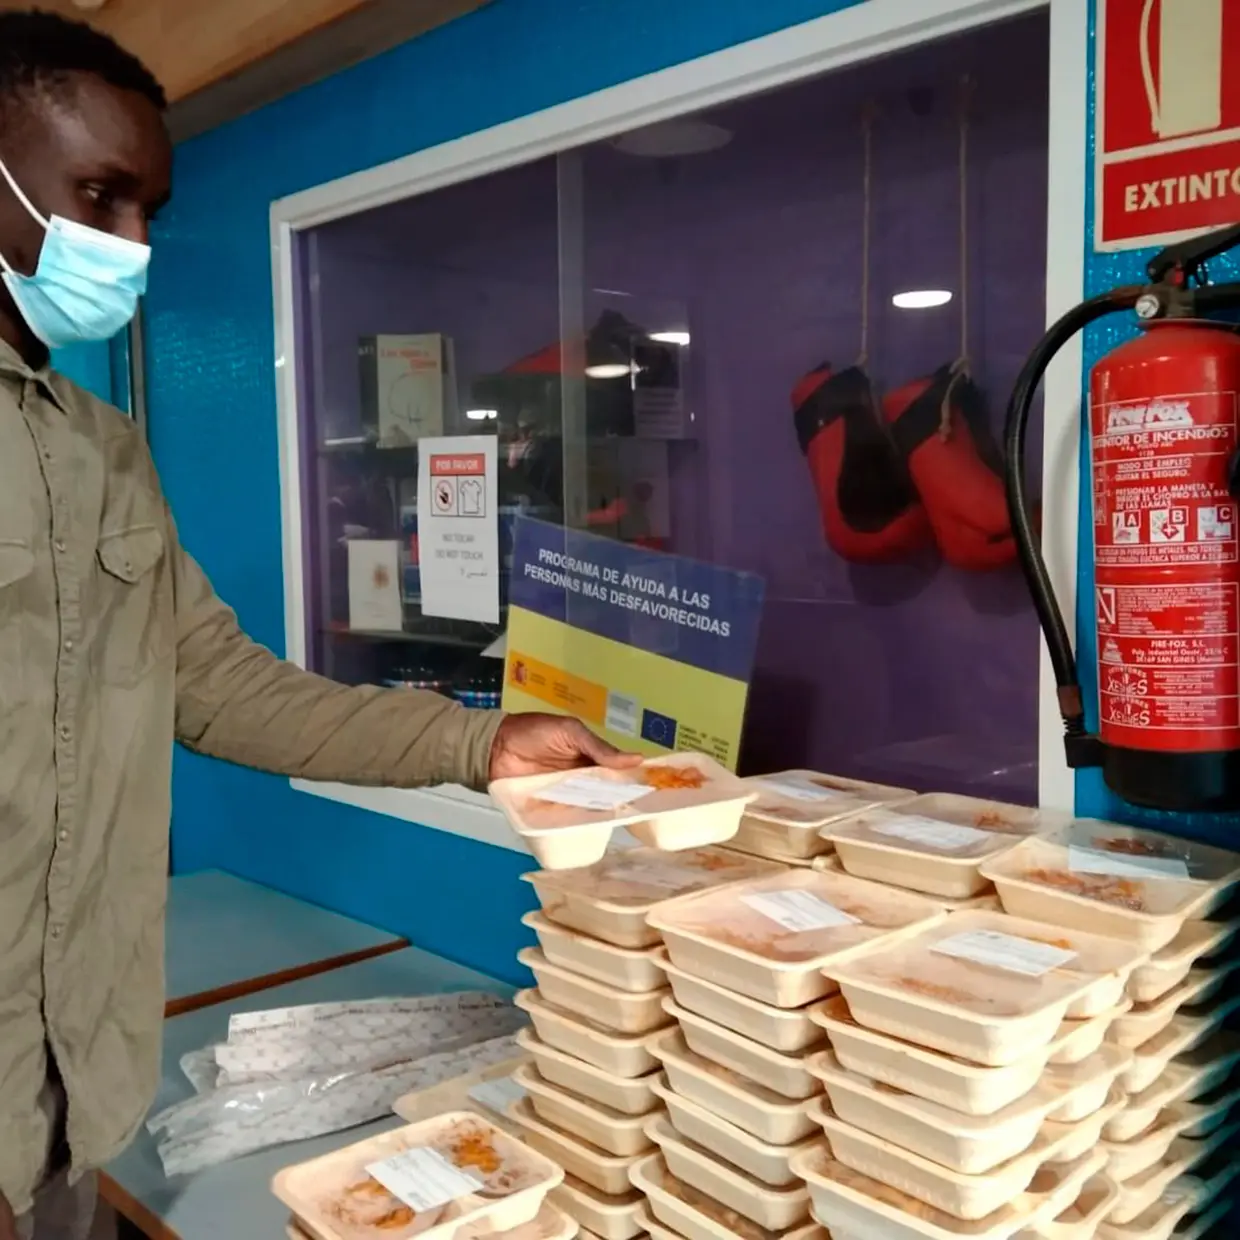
[57, 829, 68, 843]
[58, 724, 71, 741]
[49, 924, 62, 940]
[63, 638, 74, 652]
[54, 539, 66, 553]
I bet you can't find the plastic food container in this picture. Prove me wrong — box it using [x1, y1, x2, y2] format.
[1096, 1185, 1218, 1240]
[291, 1202, 581, 1240]
[631, 1157, 825, 1240]
[822, 794, 1046, 899]
[1106, 1038, 1240, 1142]
[1102, 1090, 1240, 1182]
[650, 1076, 819, 1188]
[508, 1099, 638, 1198]
[654, 950, 824, 1053]
[824, 909, 1149, 1067]
[518, 950, 670, 1035]
[804, 1053, 1118, 1174]
[550, 1176, 644, 1240]
[514, 990, 663, 1079]
[644, 1116, 810, 1230]
[271, 1112, 563, 1240]
[791, 1147, 1105, 1240]
[1107, 1122, 1240, 1226]
[491, 755, 756, 870]
[1127, 919, 1240, 1004]
[979, 823, 1240, 952]
[1040, 1087, 1127, 1164]
[1023, 1175, 1119, 1240]
[522, 914, 666, 994]
[648, 1030, 818, 1145]
[815, 1110, 1074, 1220]
[1050, 1000, 1131, 1065]
[516, 1029, 659, 1117]
[733, 771, 914, 860]
[647, 869, 945, 1008]
[523, 847, 780, 950]
[1119, 1000, 1240, 1094]
[1109, 964, 1238, 1049]
[1044, 1045, 1134, 1122]
[392, 1058, 527, 1133]
[514, 1065, 655, 1158]
[666, 1000, 822, 1100]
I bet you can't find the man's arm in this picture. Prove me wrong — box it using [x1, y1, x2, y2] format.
[171, 522, 502, 789]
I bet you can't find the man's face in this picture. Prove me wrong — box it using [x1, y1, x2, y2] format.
[0, 71, 171, 281]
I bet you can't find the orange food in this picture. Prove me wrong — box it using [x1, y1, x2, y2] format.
[642, 765, 707, 790]
[449, 1130, 502, 1175]
[973, 811, 1010, 828]
[331, 1179, 417, 1232]
[1024, 867, 1146, 911]
[1091, 835, 1175, 858]
[896, 976, 977, 1005]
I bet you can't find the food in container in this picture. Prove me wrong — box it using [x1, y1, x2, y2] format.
[514, 990, 663, 1079]
[1119, 1000, 1240, 1094]
[813, 1110, 1075, 1220]
[733, 770, 914, 860]
[507, 1098, 638, 1198]
[516, 1029, 659, 1117]
[1106, 1122, 1240, 1225]
[550, 1175, 644, 1240]
[647, 1030, 818, 1145]
[271, 1112, 563, 1240]
[823, 909, 1149, 1067]
[518, 950, 670, 1035]
[522, 847, 779, 950]
[491, 755, 756, 870]
[1023, 1174, 1119, 1240]
[978, 823, 1240, 951]
[804, 1053, 1119, 1174]
[1104, 1036, 1240, 1142]
[522, 914, 666, 994]
[790, 1147, 1106, 1240]
[647, 869, 945, 1008]
[650, 1076, 819, 1188]
[1127, 919, 1240, 1004]
[292, 1203, 580, 1240]
[822, 794, 1046, 899]
[653, 950, 823, 1053]
[513, 1065, 655, 1158]
[664, 1000, 822, 1101]
[1040, 1086, 1126, 1164]
[630, 1158, 826, 1240]
[1109, 963, 1240, 1049]
[644, 1116, 810, 1230]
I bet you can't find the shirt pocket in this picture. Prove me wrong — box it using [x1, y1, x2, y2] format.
[0, 538, 34, 699]
[95, 524, 172, 685]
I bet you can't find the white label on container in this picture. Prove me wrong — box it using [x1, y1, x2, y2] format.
[536, 776, 655, 812]
[742, 890, 860, 932]
[757, 778, 845, 803]
[468, 1075, 527, 1115]
[931, 930, 1078, 977]
[871, 816, 998, 852]
[1068, 845, 1190, 880]
[366, 1147, 483, 1212]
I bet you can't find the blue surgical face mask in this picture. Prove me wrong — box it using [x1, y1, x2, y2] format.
[0, 157, 150, 349]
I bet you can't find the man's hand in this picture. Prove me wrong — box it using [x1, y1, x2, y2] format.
[0, 1191, 18, 1240]
[489, 714, 641, 781]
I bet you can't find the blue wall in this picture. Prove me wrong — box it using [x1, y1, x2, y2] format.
[139, 0, 869, 983]
[1073, 0, 1240, 847]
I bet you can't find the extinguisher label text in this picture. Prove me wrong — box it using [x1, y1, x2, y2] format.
[1092, 391, 1239, 569]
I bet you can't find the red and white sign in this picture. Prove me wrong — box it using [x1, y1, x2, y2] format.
[1096, 0, 1240, 251]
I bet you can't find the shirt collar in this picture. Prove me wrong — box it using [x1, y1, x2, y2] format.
[0, 335, 72, 415]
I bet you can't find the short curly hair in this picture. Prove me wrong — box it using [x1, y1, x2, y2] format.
[0, 8, 166, 119]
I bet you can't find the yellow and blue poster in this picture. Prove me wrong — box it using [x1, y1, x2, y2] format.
[502, 519, 765, 770]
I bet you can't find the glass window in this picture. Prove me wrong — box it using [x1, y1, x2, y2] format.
[291, 11, 1050, 802]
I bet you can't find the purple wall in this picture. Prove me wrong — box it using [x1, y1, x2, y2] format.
[299, 13, 1050, 801]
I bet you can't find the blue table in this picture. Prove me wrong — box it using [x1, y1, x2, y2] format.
[104, 947, 513, 1239]
[163, 871, 407, 1016]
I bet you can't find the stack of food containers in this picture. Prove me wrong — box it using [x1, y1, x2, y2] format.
[493, 753, 781, 1240]
[977, 823, 1240, 1238]
[629, 866, 946, 1240]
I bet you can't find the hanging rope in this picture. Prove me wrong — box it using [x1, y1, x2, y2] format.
[939, 73, 973, 440]
[857, 102, 877, 368]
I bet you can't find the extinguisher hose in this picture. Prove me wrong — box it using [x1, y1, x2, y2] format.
[1003, 289, 1141, 731]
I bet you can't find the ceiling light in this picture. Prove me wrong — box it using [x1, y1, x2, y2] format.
[613, 119, 733, 158]
[585, 363, 633, 379]
[466, 408, 498, 420]
[892, 289, 953, 310]
[649, 331, 691, 346]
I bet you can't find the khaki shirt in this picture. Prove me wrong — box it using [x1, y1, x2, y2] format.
[0, 340, 503, 1212]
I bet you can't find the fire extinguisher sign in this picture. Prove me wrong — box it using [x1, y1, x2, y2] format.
[1092, 389, 1240, 747]
[1096, 0, 1240, 251]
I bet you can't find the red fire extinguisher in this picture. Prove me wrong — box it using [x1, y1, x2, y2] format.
[1006, 222, 1240, 812]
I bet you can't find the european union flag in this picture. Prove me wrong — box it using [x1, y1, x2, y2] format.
[641, 708, 678, 750]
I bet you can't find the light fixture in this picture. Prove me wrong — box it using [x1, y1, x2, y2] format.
[892, 289, 954, 310]
[585, 363, 633, 380]
[612, 119, 733, 158]
[465, 408, 499, 421]
[649, 330, 691, 346]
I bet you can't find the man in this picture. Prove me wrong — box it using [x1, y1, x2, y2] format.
[0, 12, 635, 1238]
